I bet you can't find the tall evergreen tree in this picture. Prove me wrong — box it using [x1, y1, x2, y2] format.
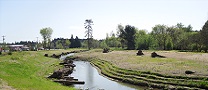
[200, 20, 208, 52]
[84, 19, 93, 50]
[74, 36, 81, 48]
[70, 35, 75, 48]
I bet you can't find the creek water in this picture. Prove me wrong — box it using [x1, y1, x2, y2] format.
[59, 53, 74, 60]
[70, 61, 146, 90]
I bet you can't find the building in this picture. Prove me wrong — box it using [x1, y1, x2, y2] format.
[8, 45, 29, 51]
[0, 46, 2, 52]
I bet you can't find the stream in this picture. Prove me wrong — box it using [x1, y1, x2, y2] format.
[70, 61, 146, 90]
[60, 54, 147, 90]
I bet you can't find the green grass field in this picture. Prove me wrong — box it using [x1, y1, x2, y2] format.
[74, 49, 208, 89]
[75, 49, 208, 76]
[1, 49, 208, 89]
[0, 50, 78, 90]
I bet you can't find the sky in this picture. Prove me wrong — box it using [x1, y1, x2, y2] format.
[0, 0, 208, 43]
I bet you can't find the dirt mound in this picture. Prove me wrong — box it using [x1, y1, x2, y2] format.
[136, 50, 144, 56]
[151, 52, 165, 58]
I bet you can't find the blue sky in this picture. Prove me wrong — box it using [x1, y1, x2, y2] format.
[0, 0, 208, 43]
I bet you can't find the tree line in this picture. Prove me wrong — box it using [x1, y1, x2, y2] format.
[45, 35, 82, 49]
[101, 20, 208, 52]
[39, 20, 208, 52]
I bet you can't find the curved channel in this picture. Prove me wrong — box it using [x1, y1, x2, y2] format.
[70, 61, 146, 90]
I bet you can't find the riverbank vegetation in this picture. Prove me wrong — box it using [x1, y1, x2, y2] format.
[1, 48, 208, 89]
[101, 21, 208, 52]
[0, 50, 77, 90]
[74, 49, 208, 89]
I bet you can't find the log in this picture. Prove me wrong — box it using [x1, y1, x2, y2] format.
[53, 80, 85, 85]
[64, 64, 76, 67]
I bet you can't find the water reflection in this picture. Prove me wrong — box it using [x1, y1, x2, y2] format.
[86, 61, 94, 88]
[71, 61, 146, 90]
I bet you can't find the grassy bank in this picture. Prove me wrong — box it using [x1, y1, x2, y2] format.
[0, 50, 78, 90]
[90, 59, 208, 89]
[74, 49, 208, 89]
[75, 49, 208, 76]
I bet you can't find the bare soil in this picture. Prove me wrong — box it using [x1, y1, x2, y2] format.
[0, 79, 15, 90]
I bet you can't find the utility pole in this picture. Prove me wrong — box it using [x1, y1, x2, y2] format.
[2, 36, 5, 43]
[2, 36, 5, 52]
[36, 37, 38, 43]
[36, 37, 38, 50]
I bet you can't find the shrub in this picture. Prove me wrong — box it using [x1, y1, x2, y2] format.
[8, 51, 12, 55]
[136, 50, 144, 56]
[44, 54, 48, 57]
[103, 48, 110, 53]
